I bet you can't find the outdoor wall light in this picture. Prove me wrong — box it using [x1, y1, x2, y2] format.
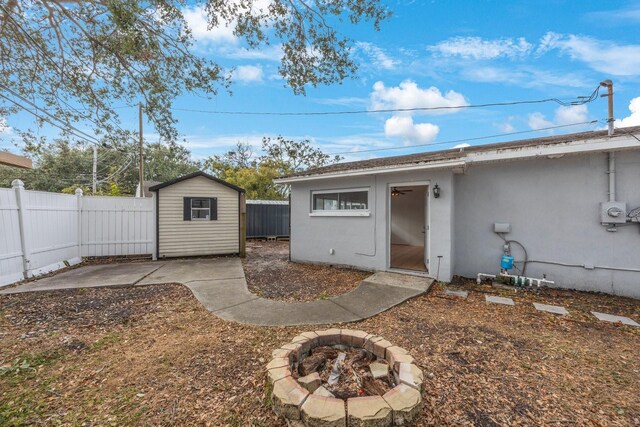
[433, 184, 441, 199]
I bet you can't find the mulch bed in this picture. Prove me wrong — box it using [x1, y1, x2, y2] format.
[1, 275, 638, 426]
[242, 240, 370, 302]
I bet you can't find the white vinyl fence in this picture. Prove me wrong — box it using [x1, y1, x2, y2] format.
[0, 180, 155, 287]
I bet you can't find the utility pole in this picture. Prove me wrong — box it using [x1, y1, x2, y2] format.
[138, 102, 145, 198]
[92, 144, 97, 195]
[600, 79, 614, 136]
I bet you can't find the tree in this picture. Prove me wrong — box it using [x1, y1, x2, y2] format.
[0, 138, 200, 195]
[260, 135, 342, 175]
[0, 1, 390, 143]
[205, 137, 342, 199]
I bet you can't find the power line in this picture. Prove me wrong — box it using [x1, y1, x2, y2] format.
[0, 91, 103, 146]
[327, 120, 601, 155]
[172, 86, 601, 117]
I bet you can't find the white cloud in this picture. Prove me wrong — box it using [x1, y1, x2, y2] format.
[584, 6, 640, 24]
[223, 44, 283, 61]
[537, 32, 640, 76]
[462, 66, 589, 89]
[453, 143, 471, 149]
[0, 118, 12, 134]
[233, 65, 264, 83]
[496, 117, 516, 133]
[615, 96, 640, 128]
[384, 115, 439, 143]
[369, 80, 464, 143]
[554, 104, 589, 125]
[356, 42, 399, 70]
[370, 80, 468, 114]
[183, 5, 237, 44]
[429, 36, 533, 60]
[527, 112, 553, 130]
[528, 104, 589, 130]
[182, 2, 283, 63]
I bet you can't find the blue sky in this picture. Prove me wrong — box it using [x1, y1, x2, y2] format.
[2, 0, 640, 162]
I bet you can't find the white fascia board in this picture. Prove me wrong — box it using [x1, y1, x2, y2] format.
[274, 159, 467, 184]
[275, 133, 640, 184]
[466, 134, 640, 164]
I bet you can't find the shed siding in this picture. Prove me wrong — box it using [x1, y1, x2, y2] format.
[158, 176, 239, 257]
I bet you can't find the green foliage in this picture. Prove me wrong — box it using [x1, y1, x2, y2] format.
[0, 138, 200, 195]
[0, 1, 390, 143]
[205, 136, 342, 200]
[0, 352, 58, 378]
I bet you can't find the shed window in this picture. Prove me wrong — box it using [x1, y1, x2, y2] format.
[191, 198, 210, 220]
[183, 197, 218, 221]
[310, 189, 369, 216]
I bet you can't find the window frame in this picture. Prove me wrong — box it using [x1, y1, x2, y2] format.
[190, 197, 211, 221]
[310, 187, 370, 217]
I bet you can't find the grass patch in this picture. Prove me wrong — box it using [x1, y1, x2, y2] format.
[90, 332, 122, 351]
[0, 352, 60, 426]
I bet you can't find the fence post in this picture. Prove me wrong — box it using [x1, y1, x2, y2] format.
[75, 188, 83, 259]
[151, 192, 158, 261]
[239, 193, 246, 258]
[12, 179, 31, 279]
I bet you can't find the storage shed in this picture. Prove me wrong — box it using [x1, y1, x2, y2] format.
[149, 172, 246, 258]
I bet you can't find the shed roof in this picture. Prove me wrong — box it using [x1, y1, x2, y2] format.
[280, 126, 640, 181]
[149, 171, 245, 193]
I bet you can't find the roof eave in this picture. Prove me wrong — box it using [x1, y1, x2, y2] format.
[149, 171, 246, 193]
[275, 133, 640, 184]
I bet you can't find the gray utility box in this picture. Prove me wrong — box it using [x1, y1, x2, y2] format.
[600, 202, 627, 224]
[494, 223, 511, 233]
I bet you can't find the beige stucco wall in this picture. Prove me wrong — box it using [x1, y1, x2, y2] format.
[157, 176, 239, 257]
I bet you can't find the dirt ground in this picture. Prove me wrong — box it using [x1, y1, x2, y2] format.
[1, 245, 639, 426]
[243, 240, 370, 302]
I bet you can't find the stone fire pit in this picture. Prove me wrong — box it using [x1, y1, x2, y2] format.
[266, 329, 423, 426]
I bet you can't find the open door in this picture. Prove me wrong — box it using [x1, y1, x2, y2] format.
[424, 186, 429, 271]
[389, 185, 428, 272]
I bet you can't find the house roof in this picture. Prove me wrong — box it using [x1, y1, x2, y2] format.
[149, 171, 245, 193]
[278, 126, 640, 182]
[0, 151, 32, 169]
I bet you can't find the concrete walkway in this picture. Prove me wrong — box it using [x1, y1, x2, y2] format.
[0, 259, 433, 326]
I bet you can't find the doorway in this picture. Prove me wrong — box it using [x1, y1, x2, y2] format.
[389, 185, 428, 272]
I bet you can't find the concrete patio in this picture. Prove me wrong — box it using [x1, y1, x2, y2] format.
[0, 259, 433, 326]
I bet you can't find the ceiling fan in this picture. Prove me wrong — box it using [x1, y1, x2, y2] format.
[391, 187, 413, 197]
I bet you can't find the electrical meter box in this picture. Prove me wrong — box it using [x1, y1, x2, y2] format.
[600, 202, 627, 224]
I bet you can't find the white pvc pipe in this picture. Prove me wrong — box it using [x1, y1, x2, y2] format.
[476, 273, 496, 284]
[476, 272, 555, 288]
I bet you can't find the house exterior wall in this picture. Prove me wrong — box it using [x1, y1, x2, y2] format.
[454, 151, 640, 298]
[157, 176, 239, 257]
[289, 149, 640, 298]
[289, 169, 455, 280]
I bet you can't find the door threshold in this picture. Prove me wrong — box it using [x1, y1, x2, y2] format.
[388, 268, 432, 278]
